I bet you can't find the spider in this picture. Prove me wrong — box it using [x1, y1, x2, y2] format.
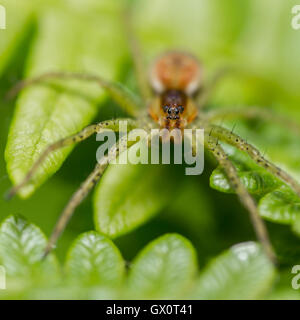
[5, 14, 300, 265]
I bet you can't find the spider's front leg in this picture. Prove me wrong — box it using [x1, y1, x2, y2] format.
[6, 118, 137, 199]
[203, 132, 277, 264]
[43, 160, 108, 258]
[209, 125, 300, 197]
[43, 133, 142, 258]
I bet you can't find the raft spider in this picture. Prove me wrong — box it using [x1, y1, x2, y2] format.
[5, 17, 300, 265]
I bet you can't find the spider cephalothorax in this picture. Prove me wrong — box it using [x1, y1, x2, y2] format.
[162, 89, 185, 121]
[148, 52, 199, 130]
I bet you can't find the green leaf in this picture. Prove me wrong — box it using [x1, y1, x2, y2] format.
[5, 1, 127, 198]
[258, 185, 300, 225]
[65, 231, 125, 286]
[258, 185, 300, 239]
[94, 140, 181, 238]
[210, 146, 282, 196]
[126, 233, 197, 299]
[191, 242, 276, 300]
[0, 215, 58, 279]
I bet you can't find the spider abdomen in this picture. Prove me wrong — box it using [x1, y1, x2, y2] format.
[150, 51, 202, 95]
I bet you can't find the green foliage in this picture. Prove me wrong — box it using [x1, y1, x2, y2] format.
[1, 0, 300, 300]
[210, 141, 300, 236]
[126, 234, 197, 299]
[259, 186, 300, 225]
[5, 0, 127, 198]
[210, 145, 282, 196]
[65, 231, 125, 286]
[0, 215, 59, 297]
[94, 142, 180, 238]
[191, 242, 276, 300]
[0, 215, 279, 299]
[0, 215, 57, 274]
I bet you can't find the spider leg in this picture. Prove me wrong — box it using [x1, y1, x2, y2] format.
[205, 107, 300, 135]
[43, 134, 141, 258]
[203, 132, 276, 264]
[123, 5, 152, 101]
[196, 66, 233, 110]
[43, 161, 107, 258]
[6, 72, 141, 116]
[6, 118, 137, 199]
[209, 124, 300, 197]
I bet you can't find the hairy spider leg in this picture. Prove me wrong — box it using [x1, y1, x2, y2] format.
[123, 5, 152, 101]
[6, 72, 141, 116]
[6, 118, 137, 199]
[43, 161, 108, 258]
[201, 131, 277, 264]
[209, 125, 300, 197]
[42, 134, 143, 258]
[205, 107, 300, 135]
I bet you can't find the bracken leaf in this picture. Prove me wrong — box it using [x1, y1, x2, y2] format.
[258, 185, 300, 225]
[210, 146, 282, 196]
[94, 140, 181, 238]
[5, 1, 127, 198]
[191, 242, 276, 300]
[65, 231, 125, 287]
[126, 233, 197, 299]
[0, 215, 58, 279]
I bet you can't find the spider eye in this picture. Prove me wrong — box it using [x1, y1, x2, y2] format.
[178, 106, 184, 113]
[163, 105, 169, 112]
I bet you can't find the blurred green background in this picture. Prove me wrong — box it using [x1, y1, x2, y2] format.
[1, 0, 300, 299]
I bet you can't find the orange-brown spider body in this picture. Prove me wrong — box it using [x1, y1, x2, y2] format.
[148, 52, 201, 130]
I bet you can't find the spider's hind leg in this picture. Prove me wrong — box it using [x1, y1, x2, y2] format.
[7, 72, 141, 116]
[123, 5, 152, 101]
[204, 132, 277, 264]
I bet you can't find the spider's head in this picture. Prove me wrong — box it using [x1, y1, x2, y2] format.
[161, 89, 186, 120]
[162, 105, 184, 120]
